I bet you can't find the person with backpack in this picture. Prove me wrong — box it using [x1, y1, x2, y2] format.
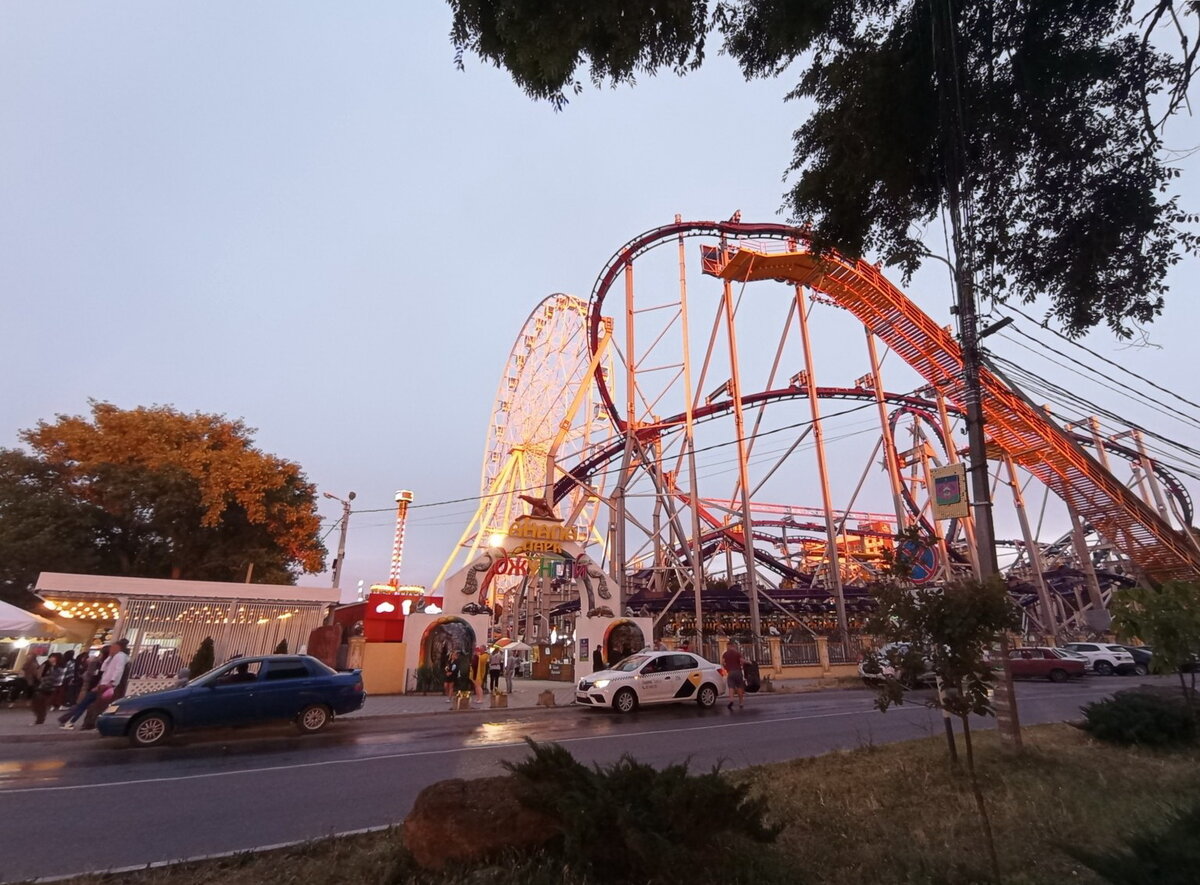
[722, 640, 746, 710]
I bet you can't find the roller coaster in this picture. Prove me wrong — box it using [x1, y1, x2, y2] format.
[440, 219, 1200, 642]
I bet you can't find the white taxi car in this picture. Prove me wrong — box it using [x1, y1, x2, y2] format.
[576, 650, 727, 713]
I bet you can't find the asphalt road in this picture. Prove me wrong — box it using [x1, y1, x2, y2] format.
[0, 676, 1161, 883]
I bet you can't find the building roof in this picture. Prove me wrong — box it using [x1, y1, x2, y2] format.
[35, 572, 339, 605]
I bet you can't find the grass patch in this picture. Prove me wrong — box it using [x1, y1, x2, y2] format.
[49, 724, 1200, 885]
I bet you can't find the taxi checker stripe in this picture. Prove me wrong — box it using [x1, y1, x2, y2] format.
[673, 670, 703, 699]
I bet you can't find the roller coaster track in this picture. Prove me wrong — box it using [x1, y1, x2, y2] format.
[684, 225, 1200, 584]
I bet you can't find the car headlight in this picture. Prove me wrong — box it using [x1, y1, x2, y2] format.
[593, 679, 611, 689]
[104, 704, 121, 714]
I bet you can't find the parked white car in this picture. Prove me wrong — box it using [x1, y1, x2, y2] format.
[576, 650, 727, 713]
[1062, 642, 1137, 676]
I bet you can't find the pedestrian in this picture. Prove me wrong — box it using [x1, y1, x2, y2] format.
[52, 650, 75, 709]
[503, 653, 517, 694]
[62, 650, 83, 707]
[592, 646, 605, 673]
[59, 646, 109, 729]
[488, 652, 502, 692]
[722, 640, 746, 710]
[21, 650, 42, 708]
[30, 653, 64, 725]
[112, 638, 132, 700]
[81, 640, 129, 730]
[472, 646, 489, 702]
[450, 650, 473, 709]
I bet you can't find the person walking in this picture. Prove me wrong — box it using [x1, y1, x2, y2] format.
[60, 650, 82, 708]
[487, 652, 502, 692]
[450, 650, 473, 709]
[59, 647, 108, 729]
[722, 640, 746, 710]
[50, 650, 74, 710]
[81, 640, 129, 730]
[503, 653, 517, 694]
[30, 653, 64, 725]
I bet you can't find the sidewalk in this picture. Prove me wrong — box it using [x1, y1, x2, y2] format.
[0, 678, 581, 742]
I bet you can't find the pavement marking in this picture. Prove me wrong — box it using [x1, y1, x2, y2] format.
[0, 705, 895, 794]
[0, 684, 1117, 796]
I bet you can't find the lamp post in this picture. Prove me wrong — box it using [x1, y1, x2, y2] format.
[323, 491, 356, 590]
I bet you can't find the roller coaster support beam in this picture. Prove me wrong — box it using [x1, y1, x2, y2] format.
[1126, 429, 1172, 525]
[866, 329, 908, 528]
[721, 268, 763, 639]
[795, 282, 848, 640]
[1002, 454, 1057, 640]
[677, 222, 707, 643]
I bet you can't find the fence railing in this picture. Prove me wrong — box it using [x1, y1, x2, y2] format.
[826, 639, 860, 664]
[779, 641, 820, 666]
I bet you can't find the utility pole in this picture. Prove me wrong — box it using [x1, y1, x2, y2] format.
[933, 2, 1020, 746]
[323, 490, 356, 590]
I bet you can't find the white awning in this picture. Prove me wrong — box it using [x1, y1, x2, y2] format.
[35, 572, 338, 605]
[0, 600, 65, 639]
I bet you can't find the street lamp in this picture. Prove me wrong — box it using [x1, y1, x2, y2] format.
[323, 491, 356, 590]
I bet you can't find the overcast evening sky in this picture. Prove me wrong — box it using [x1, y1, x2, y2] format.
[4, 3, 1200, 602]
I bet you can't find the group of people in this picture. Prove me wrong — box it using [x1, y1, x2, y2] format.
[440, 645, 519, 707]
[21, 638, 131, 730]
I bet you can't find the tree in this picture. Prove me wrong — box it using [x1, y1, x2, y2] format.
[448, 1, 1199, 337]
[863, 563, 1020, 880]
[1112, 580, 1200, 715]
[0, 401, 326, 604]
[187, 636, 215, 679]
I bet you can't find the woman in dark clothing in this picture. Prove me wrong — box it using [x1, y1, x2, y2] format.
[31, 653, 64, 725]
[449, 651, 473, 708]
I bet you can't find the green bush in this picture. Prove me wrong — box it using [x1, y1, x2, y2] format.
[187, 636, 215, 679]
[504, 739, 783, 885]
[1068, 800, 1200, 884]
[1080, 690, 1196, 746]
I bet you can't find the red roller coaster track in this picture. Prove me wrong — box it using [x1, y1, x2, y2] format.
[582, 220, 1200, 585]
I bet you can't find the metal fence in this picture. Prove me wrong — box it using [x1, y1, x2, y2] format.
[779, 641, 820, 666]
[826, 638, 860, 664]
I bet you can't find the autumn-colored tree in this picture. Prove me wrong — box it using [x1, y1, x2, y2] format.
[0, 402, 326, 604]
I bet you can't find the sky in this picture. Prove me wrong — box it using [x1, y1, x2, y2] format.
[4, 3, 1200, 602]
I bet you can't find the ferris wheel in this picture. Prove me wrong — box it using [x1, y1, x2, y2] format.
[433, 293, 615, 589]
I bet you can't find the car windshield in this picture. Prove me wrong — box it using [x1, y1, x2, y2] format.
[612, 655, 651, 673]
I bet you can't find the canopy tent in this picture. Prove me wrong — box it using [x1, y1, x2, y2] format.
[0, 600, 65, 639]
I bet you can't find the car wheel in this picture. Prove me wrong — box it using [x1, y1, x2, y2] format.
[1134, 663, 1149, 677]
[1048, 668, 1068, 683]
[1094, 660, 1114, 676]
[696, 684, 718, 708]
[613, 688, 638, 714]
[129, 712, 172, 748]
[297, 704, 331, 733]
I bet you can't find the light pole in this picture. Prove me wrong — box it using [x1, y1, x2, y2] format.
[323, 491, 356, 590]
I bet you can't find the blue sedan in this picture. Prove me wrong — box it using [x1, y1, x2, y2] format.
[98, 654, 366, 747]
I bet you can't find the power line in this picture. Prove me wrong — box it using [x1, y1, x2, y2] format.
[998, 303, 1200, 415]
[347, 399, 882, 516]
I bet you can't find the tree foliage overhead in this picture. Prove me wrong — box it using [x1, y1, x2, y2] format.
[0, 402, 326, 604]
[448, 0, 1199, 337]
